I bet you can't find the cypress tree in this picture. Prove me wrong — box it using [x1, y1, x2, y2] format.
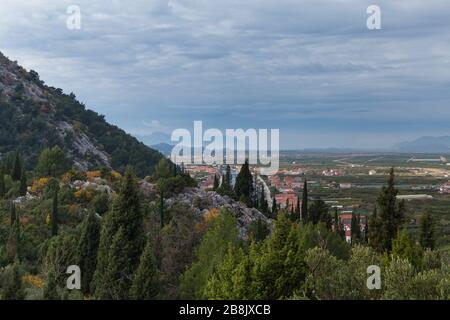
[334, 208, 339, 233]
[0, 167, 5, 199]
[93, 168, 145, 299]
[301, 180, 308, 222]
[363, 220, 369, 244]
[160, 189, 164, 229]
[310, 199, 328, 225]
[51, 189, 59, 237]
[129, 240, 160, 300]
[351, 213, 361, 244]
[271, 198, 277, 218]
[222, 165, 232, 190]
[2, 259, 25, 300]
[368, 207, 383, 252]
[10, 202, 16, 227]
[370, 168, 405, 252]
[419, 212, 435, 250]
[259, 189, 269, 215]
[213, 174, 219, 191]
[11, 149, 22, 181]
[19, 170, 27, 196]
[102, 227, 134, 300]
[234, 159, 254, 207]
[295, 196, 301, 221]
[78, 212, 101, 295]
[43, 270, 60, 300]
[6, 204, 20, 260]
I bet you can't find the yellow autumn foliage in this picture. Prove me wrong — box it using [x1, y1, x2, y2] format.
[22, 274, 45, 289]
[31, 177, 50, 193]
[86, 171, 101, 180]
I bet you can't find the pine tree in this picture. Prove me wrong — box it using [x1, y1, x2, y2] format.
[11, 149, 22, 181]
[19, 170, 27, 196]
[51, 189, 59, 237]
[234, 159, 254, 207]
[78, 212, 101, 295]
[0, 167, 5, 199]
[301, 180, 308, 222]
[2, 259, 25, 300]
[419, 212, 435, 250]
[130, 240, 160, 300]
[93, 168, 145, 299]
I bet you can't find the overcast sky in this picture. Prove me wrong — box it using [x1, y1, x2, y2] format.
[1, 0, 450, 149]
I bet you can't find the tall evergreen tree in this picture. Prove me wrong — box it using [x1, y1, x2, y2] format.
[0, 167, 5, 198]
[301, 180, 308, 222]
[213, 174, 219, 191]
[271, 198, 278, 218]
[351, 213, 361, 244]
[159, 188, 165, 229]
[334, 208, 339, 233]
[419, 212, 435, 250]
[309, 199, 328, 225]
[78, 212, 101, 295]
[51, 189, 59, 237]
[369, 168, 405, 252]
[1, 259, 25, 300]
[93, 168, 145, 299]
[19, 170, 27, 196]
[102, 227, 134, 299]
[6, 204, 20, 260]
[259, 188, 269, 215]
[363, 220, 369, 244]
[10, 202, 16, 227]
[180, 210, 239, 299]
[43, 270, 60, 300]
[295, 196, 301, 221]
[223, 165, 232, 190]
[11, 149, 22, 181]
[130, 240, 160, 300]
[234, 159, 254, 207]
[368, 207, 383, 252]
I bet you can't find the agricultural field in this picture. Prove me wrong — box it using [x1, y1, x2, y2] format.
[277, 152, 450, 249]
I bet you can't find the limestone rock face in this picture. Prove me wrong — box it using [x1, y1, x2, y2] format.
[164, 187, 272, 238]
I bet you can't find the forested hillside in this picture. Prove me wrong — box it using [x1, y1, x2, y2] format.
[0, 52, 163, 177]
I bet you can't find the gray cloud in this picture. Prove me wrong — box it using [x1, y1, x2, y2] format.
[1, 0, 449, 148]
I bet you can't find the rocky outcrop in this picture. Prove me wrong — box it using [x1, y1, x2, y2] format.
[164, 187, 272, 238]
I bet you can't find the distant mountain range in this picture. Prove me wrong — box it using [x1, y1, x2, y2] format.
[392, 136, 450, 153]
[148, 136, 450, 156]
[136, 131, 172, 147]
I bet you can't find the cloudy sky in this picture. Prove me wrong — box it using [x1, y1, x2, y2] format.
[1, 0, 450, 149]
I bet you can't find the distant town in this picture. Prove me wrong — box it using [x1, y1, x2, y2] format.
[183, 152, 450, 246]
